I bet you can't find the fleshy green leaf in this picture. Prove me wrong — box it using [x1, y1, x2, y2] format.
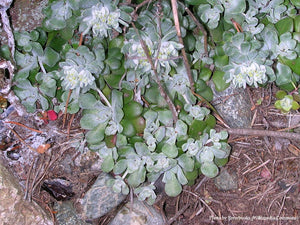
[164, 173, 182, 197]
[201, 162, 219, 178]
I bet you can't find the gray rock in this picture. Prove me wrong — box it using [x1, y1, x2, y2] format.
[210, 82, 252, 128]
[0, 161, 53, 225]
[109, 198, 164, 225]
[214, 169, 238, 191]
[53, 201, 89, 225]
[78, 172, 127, 220]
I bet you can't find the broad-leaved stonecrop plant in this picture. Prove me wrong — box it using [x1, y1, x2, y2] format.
[5, 0, 300, 204]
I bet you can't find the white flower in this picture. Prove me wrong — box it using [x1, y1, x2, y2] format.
[229, 62, 267, 88]
[62, 66, 95, 90]
[82, 4, 121, 37]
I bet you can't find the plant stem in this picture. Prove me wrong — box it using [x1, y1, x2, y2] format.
[97, 88, 112, 108]
[183, 5, 208, 56]
[62, 89, 72, 128]
[38, 58, 47, 74]
[171, 0, 194, 92]
[131, 22, 178, 123]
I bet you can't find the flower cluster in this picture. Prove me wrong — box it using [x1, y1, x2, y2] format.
[226, 62, 268, 88]
[61, 65, 95, 90]
[81, 3, 121, 37]
[125, 38, 182, 74]
[127, 37, 154, 73]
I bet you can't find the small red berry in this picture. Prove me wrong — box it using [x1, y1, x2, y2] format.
[47, 110, 58, 121]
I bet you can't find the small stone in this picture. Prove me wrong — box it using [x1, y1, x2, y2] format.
[210, 82, 252, 128]
[0, 160, 53, 225]
[109, 198, 164, 225]
[78, 172, 126, 220]
[214, 169, 238, 191]
[53, 201, 89, 225]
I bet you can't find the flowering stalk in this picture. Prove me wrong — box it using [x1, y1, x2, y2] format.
[132, 22, 178, 123]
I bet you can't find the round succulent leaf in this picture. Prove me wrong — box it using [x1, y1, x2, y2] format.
[131, 116, 146, 134]
[212, 70, 230, 91]
[211, 143, 231, 158]
[177, 167, 188, 185]
[184, 169, 199, 181]
[199, 67, 212, 82]
[42, 47, 61, 67]
[0, 44, 11, 60]
[120, 119, 136, 137]
[195, 79, 208, 92]
[105, 57, 121, 70]
[158, 109, 173, 126]
[86, 124, 106, 145]
[164, 173, 182, 197]
[177, 154, 194, 172]
[116, 134, 128, 147]
[154, 126, 166, 142]
[39, 78, 57, 97]
[275, 17, 294, 36]
[101, 155, 114, 173]
[118, 145, 135, 157]
[279, 56, 300, 75]
[162, 143, 178, 158]
[213, 55, 229, 68]
[275, 63, 295, 91]
[78, 93, 97, 109]
[276, 90, 287, 99]
[295, 15, 300, 32]
[200, 147, 214, 162]
[113, 159, 127, 174]
[292, 100, 300, 110]
[205, 114, 216, 128]
[214, 157, 228, 167]
[200, 161, 219, 178]
[109, 36, 124, 49]
[127, 167, 146, 188]
[196, 86, 214, 102]
[123, 101, 143, 119]
[188, 119, 207, 139]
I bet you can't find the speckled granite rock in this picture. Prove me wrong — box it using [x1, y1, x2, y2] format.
[0, 160, 53, 225]
[214, 169, 238, 191]
[78, 172, 127, 220]
[210, 82, 252, 128]
[53, 201, 89, 225]
[109, 198, 164, 225]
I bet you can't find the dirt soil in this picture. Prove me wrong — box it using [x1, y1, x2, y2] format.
[0, 85, 299, 225]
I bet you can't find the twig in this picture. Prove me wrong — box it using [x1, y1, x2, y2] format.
[171, 0, 194, 91]
[24, 159, 35, 201]
[242, 159, 270, 175]
[226, 128, 300, 141]
[7, 127, 37, 152]
[131, 22, 178, 123]
[67, 113, 76, 138]
[167, 203, 189, 225]
[133, 0, 153, 15]
[5, 121, 43, 133]
[183, 190, 224, 225]
[62, 89, 72, 128]
[183, 5, 208, 56]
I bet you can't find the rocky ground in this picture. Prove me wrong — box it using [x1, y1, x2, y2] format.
[0, 1, 299, 225]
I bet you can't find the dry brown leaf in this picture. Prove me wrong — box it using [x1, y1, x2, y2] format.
[36, 143, 51, 154]
[287, 144, 300, 156]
